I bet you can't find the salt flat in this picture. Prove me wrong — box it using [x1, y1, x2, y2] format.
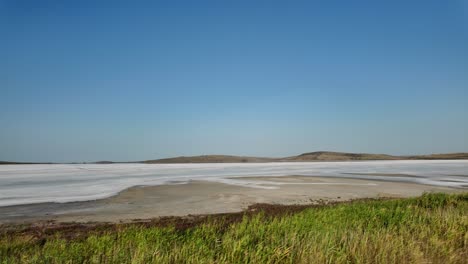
[0, 160, 467, 207]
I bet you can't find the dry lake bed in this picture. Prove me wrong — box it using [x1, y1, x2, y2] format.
[0, 160, 467, 223]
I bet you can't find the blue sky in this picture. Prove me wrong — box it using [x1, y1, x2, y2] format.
[1, 0, 468, 162]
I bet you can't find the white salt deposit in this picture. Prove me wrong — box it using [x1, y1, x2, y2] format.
[0, 160, 466, 206]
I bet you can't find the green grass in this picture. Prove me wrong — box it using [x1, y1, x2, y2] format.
[1, 192, 467, 263]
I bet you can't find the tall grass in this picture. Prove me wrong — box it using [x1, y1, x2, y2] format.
[1, 192, 467, 263]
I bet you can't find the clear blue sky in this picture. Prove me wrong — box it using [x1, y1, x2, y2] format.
[1, 0, 468, 162]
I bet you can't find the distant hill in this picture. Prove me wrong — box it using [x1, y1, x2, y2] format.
[404, 153, 468, 160]
[94, 161, 116, 164]
[284, 151, 400, 161]
[0, 161, 50, 165]
[143, 151, 468, 163]
[2, 152, 468, 165]
[143, 155, 276, 164]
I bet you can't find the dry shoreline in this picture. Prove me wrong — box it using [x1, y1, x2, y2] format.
[0, 175, 463, 225]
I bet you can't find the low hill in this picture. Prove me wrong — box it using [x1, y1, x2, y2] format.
[143, 155, 276, 164]
[284, 151, 401, 161]
[405, 153, 468, 160]
[3, 152, 468, 165]
[143, 151, 468, 163]
[94, 161, 116, 164]
[0, 161, 47, 165]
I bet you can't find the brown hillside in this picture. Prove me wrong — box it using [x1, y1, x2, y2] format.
[284, 151, 401, 161]
[144, 155, 277, 164]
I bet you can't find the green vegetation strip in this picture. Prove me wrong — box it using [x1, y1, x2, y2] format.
[1, 193, 467, 263]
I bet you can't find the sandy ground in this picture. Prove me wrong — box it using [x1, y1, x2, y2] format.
[0, 175, 462, 224]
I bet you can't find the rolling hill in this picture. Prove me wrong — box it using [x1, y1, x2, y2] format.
[2, 152, 468, 165]
[142, 151, 468, 163]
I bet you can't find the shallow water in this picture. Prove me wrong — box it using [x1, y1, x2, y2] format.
[0, 160, 467, 207]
